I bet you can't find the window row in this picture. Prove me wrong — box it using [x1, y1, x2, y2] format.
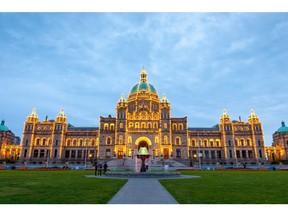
[128, 122, 159, 129]
[190, 139, 221, 147]
[66, 138, 97, 147]
[172, 123, 184, 131]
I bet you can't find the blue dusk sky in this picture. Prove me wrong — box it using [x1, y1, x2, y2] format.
[1, 12, 288, 146]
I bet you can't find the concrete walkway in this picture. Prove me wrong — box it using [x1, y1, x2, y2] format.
[108, 178, 178, 204]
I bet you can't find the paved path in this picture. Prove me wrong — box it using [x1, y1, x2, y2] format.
[108, 178, 178, 204]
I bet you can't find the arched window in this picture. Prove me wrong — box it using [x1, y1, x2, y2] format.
[135, 122, 140, 128]
[110, 124, 115, 130]
[153, 122, 158, 129]
[155, 136, 159, 144]
[79, 139, 83, 147]
[36, 138, 40, 146]
[192, 139, 196, 147]
[128, 136, 132, 144]
[106, 137, 112, 145]
[216, 140, 220, 147]
[199, 139, 202, 147]
[119, 136, 123, 144]
[104, 123, 108, 130]
[210, 139, 214, 147]
[204, 139, 208, 147]
[91, 139, 95, 146]
[235, 139, 239, 146]
[129, 122, 133, 128]
[141, 122, 146, 128]
[42, 138, 46, 146]
[240, 139, 245, 146]
[175, 137, 181, 145]
[172, 123, 177, 130]
[247, 139, 251, 146]
[66, 139, 71, 147]
[164, 136, 168, 144]
[148, 122, 152, 129]
[179, 124, 183, 130]
[164, 123, 167, 129]
[119, 123, 123, 129]
[73, 139, 77, 146]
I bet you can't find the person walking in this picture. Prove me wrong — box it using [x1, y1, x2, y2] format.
[103, 162, 108, 174]
[98, 162, 103, 176]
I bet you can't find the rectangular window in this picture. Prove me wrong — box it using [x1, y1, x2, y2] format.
[24, 149, 27, 158]
[242, 150, 247, 158]
[217, 150, 222, 159]
[176, 149, 181, 158]
[204, 150, 209, 158]
[77, 150, 82, 158]
[33, 150, 39, 158]
[71, 150, 76, 158]
[40, 150, 45, 158]
[229, 150, 232, 158]
[25, 140, 29, 146]
[55, 140, 58, 146]
[258, 141, 261, 146]
[259, 150, 263, 158]
[248, 150, 253, 158]
[65, 150, 70, 158]
[106, 149, 111, 157]
[211, 151, 215, 159]
[236, 150, 240, 158]
[228, 140, 231, 146]
[46, 150, 50, 158]
[54, 149, 58, 158]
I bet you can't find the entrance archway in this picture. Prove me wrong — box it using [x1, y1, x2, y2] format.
[138, 141, 149, 151]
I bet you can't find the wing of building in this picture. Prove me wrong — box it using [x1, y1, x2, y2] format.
[0, 120, 21, 161]
[19, 68, 267, 166]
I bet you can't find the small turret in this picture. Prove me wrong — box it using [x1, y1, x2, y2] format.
[27, 108, 38, 123]
[248, 109, 259, 123]
[161, 94, 169, 103]
[56, 109, 67, 123]
[220, 109, 231, 124]
[118, 94, 126, 103]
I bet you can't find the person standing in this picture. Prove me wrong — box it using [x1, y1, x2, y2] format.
[103, 162, 108, 174]
[98, 162, 103, 176]
[94, 161, 98, 176]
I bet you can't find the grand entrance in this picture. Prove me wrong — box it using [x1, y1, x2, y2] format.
[163, 148, 169, 160]
[117, 148, 123, 159]
[138, 141, 149, 151]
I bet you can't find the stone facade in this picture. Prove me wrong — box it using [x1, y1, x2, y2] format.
[19, 68, 267, 165]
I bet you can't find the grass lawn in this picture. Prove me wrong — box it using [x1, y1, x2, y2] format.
[160, 170, 288, 204]
[0, 170, 127, 204]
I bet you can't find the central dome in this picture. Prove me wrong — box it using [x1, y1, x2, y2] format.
[130, 68, 157, 95]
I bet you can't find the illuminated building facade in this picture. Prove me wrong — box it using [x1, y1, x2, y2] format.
[0, 120, 21, 161]
[20, 68, 267, 165]
[266, 121, 288, 162]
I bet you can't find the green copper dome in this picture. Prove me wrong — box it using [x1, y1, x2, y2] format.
[277, 121, 288, 133]
[0, 120, 9, 131]
[130, 67, 157, 95]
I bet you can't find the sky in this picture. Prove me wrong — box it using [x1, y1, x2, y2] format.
[1, 12, 288, 146]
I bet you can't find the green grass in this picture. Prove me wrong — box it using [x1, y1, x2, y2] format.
[0, 170, 127, 204]
[159, 171, 288, 204]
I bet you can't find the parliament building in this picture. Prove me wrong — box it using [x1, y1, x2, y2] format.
[20, 68, 267, 166]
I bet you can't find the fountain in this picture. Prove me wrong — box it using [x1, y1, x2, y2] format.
[137, 147, 150, 172]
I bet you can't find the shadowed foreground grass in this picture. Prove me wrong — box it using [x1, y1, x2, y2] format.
[0, 170, 127, 204]
[159, 170, 288, 204]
